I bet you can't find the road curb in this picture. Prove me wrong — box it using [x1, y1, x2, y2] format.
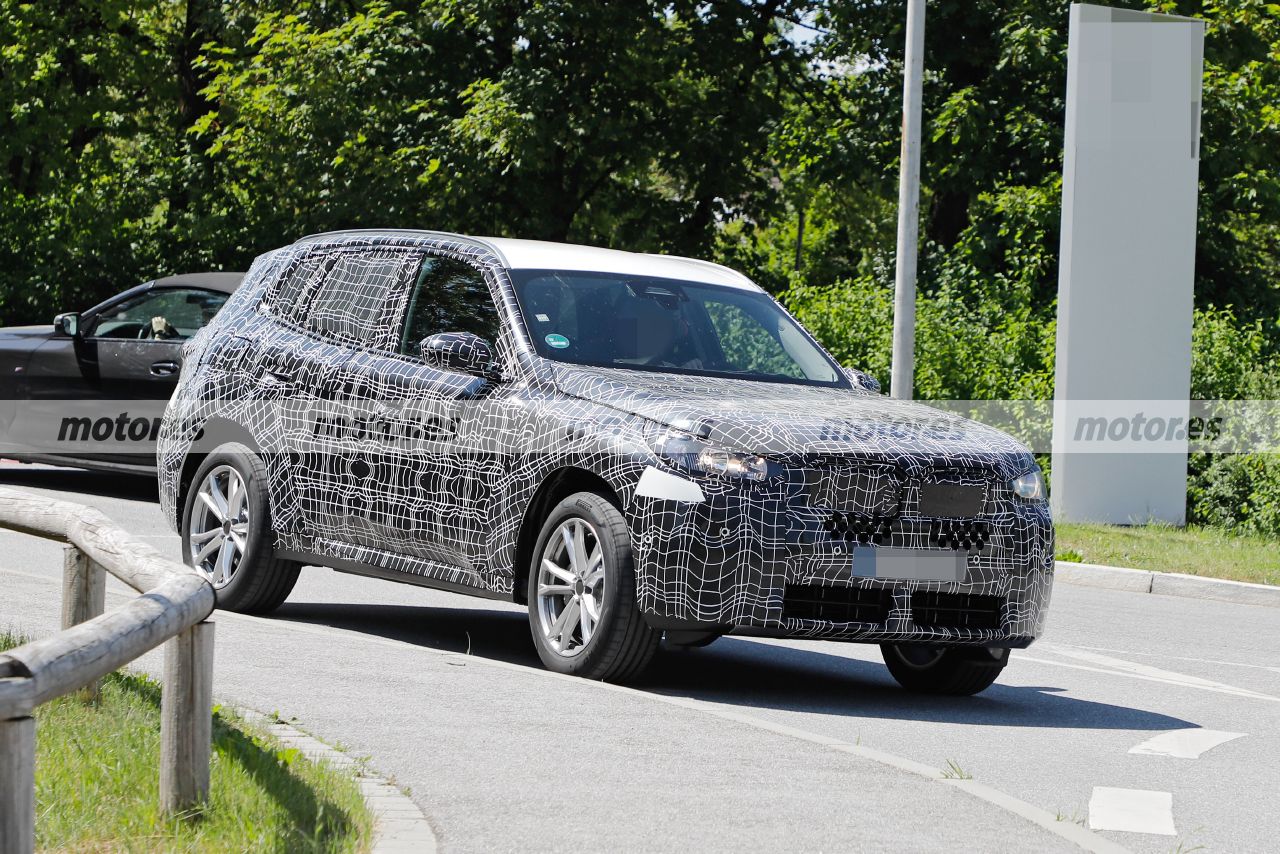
[1055, 560, 1280, 609]
[236, 707, 438, 854]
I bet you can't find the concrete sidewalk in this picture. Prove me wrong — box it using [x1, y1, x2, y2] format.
[1056, 560, 1280, 608]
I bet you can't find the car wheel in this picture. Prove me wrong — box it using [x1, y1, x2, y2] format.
[880, 643, 1009, 695]
[181, 441, 300, 614]
[527, 491, 660, 681]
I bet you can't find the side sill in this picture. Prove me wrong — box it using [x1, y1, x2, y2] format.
[279, 550, 513, 602]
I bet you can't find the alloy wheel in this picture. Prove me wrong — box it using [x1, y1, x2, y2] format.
[536, 517, 606, 657]
[188, 464, 250, 588]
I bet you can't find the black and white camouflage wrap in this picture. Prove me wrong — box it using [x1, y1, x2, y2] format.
[158, 229, 1054, 648]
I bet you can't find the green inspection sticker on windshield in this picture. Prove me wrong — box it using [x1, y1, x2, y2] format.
[545, 333, 570, 349]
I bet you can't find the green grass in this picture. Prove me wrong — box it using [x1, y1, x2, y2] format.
[1, 631, 372, 853]
[1056, 523, 1280, 587]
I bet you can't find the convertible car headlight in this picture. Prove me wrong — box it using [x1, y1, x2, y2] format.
[1010, 469, 1046, 501]
[655, 434, 769, 482]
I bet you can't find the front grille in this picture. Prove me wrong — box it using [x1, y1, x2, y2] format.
[928, 519, 990, 552]
[784, 584, 892, 623]
[824, 511, 895, 544]
[911, 591, 1003, 631]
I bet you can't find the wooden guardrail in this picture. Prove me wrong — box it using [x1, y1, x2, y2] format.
[0, 487, 216, 853]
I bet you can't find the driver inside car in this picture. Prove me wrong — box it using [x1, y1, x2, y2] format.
[620, 297, 704, 370]
[148, 315, 180, 339]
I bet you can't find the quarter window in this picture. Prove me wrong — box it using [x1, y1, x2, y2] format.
[266, 252, 329, 324]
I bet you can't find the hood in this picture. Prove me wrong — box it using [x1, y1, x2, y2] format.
[0, 325, 53, 340]
[553, 366, 1035, 481]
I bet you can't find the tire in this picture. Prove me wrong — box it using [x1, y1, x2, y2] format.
[180, 442, 300, 614]
[526, 491, 660, 681]
[880, 644, 1009, 695]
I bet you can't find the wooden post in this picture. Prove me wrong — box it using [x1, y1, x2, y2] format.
[60, 545, 106, 701]
[0, 715, 35, 854]
[160, 621, 214, 816]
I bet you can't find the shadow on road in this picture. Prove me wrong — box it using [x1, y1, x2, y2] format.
[270, 599, 1192, 733]
[644, 637, 1193, 731]
[0, 464, 157, 502]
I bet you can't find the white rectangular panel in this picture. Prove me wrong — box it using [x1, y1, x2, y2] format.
[1052, 4, 1205, 524]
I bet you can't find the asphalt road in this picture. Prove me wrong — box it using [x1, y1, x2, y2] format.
[2, 464, 1278, 853]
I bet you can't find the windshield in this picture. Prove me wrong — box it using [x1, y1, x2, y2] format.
[511, 270, 846, 387]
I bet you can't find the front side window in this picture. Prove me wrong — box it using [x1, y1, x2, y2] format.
[88, 288, 229, 340]
[398, 256, 500, 355]
[511, 270, 845, 386]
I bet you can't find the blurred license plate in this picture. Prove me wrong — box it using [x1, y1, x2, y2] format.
[851, 547, 966, 582]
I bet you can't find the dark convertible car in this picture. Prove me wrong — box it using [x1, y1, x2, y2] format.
[0, 272, 242, 473]
[157, 231, 1053, 694]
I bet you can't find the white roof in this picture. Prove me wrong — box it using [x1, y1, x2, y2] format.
[481, 237, 762, 291]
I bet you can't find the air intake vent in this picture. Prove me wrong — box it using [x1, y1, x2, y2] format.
[911, 592, 1003, 631]
[783, 584, 892, 624]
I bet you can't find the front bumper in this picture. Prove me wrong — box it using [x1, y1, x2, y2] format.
[628, 467, 1054, 646]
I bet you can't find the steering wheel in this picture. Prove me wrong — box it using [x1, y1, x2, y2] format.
[139, 316, 179, 340]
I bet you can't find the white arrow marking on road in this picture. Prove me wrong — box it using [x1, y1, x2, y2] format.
[1128, 728, 1246, 759]
[1088, 787, 1177, 836]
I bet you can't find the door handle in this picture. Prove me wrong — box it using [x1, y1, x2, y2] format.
[262, 368, 295, 384]
[150, 360, 180, 377]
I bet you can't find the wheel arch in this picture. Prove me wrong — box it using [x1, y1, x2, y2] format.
[511, 466, 623, 605]
[174, 418, 262, 529]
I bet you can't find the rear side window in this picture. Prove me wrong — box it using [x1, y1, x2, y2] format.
[264, 246, 422, 349]
[398, 256, 500, 355]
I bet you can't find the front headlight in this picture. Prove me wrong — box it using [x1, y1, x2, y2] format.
[1010, 469, 1046, 501]
[655, 433, 769, 482]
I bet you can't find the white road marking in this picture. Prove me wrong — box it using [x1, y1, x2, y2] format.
[1066, 643, 1280, 675]
[1088, 787, 1176, 836]
[1021, 644, 1280, 703]
[0, 564, 1129, 854]
[1128, 728, 1246, 759]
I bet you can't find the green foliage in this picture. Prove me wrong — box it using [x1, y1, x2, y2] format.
[783, 275, 1054, 401]
[1188, 453, 1280, 537]
[1184, 303, 1280, 534]
[1190, 304, 1280, 400]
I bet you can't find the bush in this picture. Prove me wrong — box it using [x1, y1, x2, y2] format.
[1190, 306, 1280, 401]
[781, 275, 1054, 401]
[1189, 453, 1280, 537]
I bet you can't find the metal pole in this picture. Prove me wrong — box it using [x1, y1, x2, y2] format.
[890, 0, 926, 400]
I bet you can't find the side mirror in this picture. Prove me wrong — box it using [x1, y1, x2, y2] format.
[53, 312, 81, 338]
[419, 332, 500, 379]
[843, 366, 881, 393]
